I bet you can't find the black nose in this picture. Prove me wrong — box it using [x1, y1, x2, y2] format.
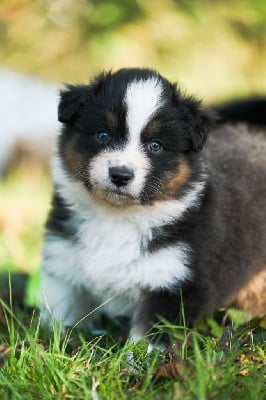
[109, 166, 134, 187]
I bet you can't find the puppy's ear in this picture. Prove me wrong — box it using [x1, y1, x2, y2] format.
[179, 94, 217, 152]
[191, 106, 217, 151]
[58, 85, 88, 123]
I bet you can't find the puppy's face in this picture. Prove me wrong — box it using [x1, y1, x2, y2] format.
[58, 69, 214, 207]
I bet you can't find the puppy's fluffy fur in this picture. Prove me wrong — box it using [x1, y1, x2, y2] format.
[41, 68, 266, 345]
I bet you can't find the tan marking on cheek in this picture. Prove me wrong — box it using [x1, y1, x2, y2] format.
[62, 136, 83, 176]
[236, 268, 266, 317]
[165, 158, 191, 194]
[106, 112, 117, 131]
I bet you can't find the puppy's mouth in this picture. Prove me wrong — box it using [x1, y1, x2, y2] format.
[91, 186, 139, 207]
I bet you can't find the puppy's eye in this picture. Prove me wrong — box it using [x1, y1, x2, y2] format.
[96, 131, 110, 143]
[147, 140, 162, 153]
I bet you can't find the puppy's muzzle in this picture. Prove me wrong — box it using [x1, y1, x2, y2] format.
[109, 166, 134, 187]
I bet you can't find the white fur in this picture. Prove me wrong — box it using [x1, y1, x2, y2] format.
[43, 226, 191, 293]
[125, 77, 163, 139]
[41, 270, 91, 327]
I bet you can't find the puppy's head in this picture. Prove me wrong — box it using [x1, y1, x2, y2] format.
[57, 68, 215, 207]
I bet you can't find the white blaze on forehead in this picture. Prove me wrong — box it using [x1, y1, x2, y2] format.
[125, 77, 163, 140]
[88, 77, 164, 199]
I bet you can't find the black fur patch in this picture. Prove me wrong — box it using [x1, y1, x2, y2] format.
[46, 191, 77, 240]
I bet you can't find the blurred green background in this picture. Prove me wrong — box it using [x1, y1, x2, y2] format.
[0, 0, 266, 298]
[1, 0, 266, 98]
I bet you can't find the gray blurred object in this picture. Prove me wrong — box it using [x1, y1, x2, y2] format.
[0, 68, 60, 174]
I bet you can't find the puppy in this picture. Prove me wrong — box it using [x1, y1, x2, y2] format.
[41, 68, 266, 345]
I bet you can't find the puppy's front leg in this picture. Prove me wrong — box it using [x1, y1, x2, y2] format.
[41, 270, 90, 329]
[130, 283, 207, 347]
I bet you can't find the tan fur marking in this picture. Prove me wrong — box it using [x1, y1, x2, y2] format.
[144, 120, 161, 139]
[165, 158, 191, 194]
[236, 269, 266, 317]
[106, 112, 117, 131]
[63, 136, 83, 176]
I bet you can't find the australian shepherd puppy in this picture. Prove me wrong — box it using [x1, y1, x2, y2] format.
[41, 68, 266, 345]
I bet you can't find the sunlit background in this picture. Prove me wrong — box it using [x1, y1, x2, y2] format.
[0, 0, 266, 302]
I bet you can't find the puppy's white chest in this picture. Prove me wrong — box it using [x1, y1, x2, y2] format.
[43, 203, 192, 317]
[77, 212, 146, 292]
[65, 211, 148, 315]
[73, 209, 191, 306]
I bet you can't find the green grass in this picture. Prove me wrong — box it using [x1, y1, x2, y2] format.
[0, 296, 265, 399]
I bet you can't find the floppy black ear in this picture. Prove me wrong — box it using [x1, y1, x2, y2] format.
[179, 94, 217, 152]
[191, 107, 217, 151]
[58, 85, 88, 123]
[172, 85, 218, 152]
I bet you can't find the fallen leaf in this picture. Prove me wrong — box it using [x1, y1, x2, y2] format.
[259, 315, 266, 328]
[152, 360, 191, 380]
[129, 381, 142, 391]
[240, 353, 250, 365]
[239, 368, 249, 376]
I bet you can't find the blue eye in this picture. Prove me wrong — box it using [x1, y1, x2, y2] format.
[147, 140, 162, 153]
[96, 131, 110, 143]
